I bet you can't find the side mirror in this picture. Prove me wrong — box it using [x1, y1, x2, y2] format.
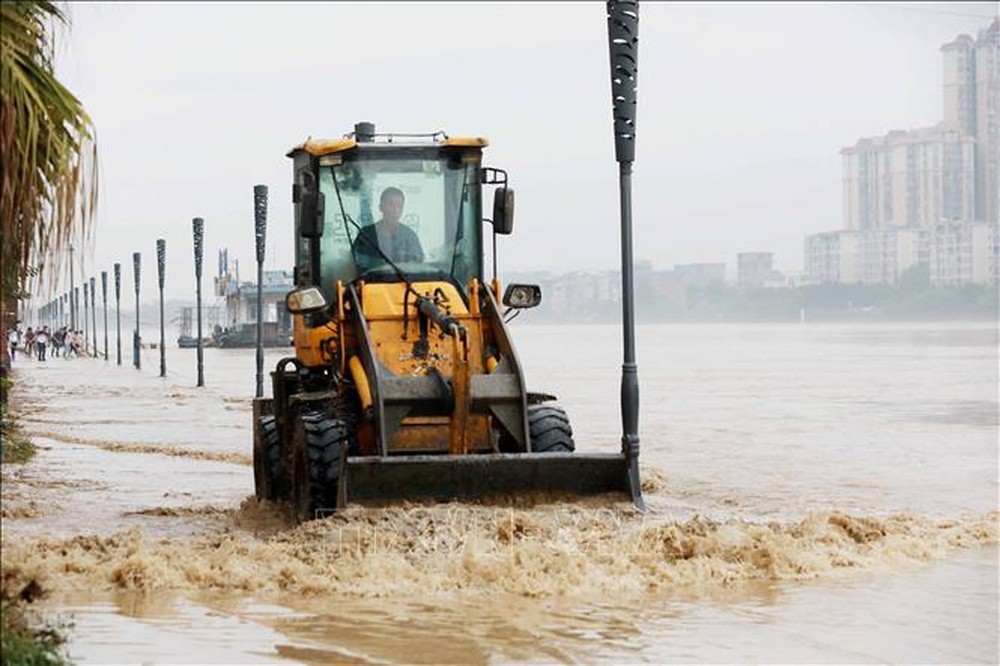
[286, 286, 327, 314]
[492, 188, 514, 235]
[502, 283, 541, 309]
[298, 172, 324, 239]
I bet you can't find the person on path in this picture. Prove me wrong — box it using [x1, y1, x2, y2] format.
[35, 327, 49, 361]
[24, 327, 35, 360]
[6, 326, 20, 361]
[63, 329, 76, 359]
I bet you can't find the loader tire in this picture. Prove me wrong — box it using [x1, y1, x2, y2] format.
[293, 410, 347, 522]
[528, 403, 575, 453]
[255, 415, 288, 501]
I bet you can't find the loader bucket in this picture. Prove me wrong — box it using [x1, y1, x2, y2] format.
[339, 452, 637, 508]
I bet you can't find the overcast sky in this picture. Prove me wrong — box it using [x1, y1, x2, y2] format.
[44, 1, 998, 302]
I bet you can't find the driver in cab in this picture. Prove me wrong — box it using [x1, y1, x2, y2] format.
[353, 186, 424, 270]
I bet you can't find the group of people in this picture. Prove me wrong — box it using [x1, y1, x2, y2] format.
[6, 325, 90, 362]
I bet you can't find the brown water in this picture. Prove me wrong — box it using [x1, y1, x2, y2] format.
[2, 322, 997, 663]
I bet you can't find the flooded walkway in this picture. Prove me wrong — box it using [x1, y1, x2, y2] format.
[2, 329, 998, 663]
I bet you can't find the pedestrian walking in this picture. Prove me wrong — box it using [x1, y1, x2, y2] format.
[63, 329, 76, 359]
[6, 325, 19, 361]
[35, 327, 49, 361]
[24, 327, 35, 359]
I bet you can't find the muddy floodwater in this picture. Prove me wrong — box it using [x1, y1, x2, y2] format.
[2, 322, 997, 664]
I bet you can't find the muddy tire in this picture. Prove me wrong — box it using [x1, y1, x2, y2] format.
[528, 403, 575, 453]
[293, 410, 348, 522]
[254, 415, 288, 501]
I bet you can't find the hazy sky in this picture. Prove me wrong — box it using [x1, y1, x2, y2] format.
[44, 1, 998, 302]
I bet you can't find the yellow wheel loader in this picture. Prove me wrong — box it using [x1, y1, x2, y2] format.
[253, 3, 643, 522]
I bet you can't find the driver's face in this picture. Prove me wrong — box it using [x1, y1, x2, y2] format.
[380, 194, 404, 225]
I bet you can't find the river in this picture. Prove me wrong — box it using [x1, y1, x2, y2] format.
[2, 321, 997, 663]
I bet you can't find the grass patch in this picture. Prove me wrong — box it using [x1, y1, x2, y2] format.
[1, 420, 35, 465]
[0, 600, 70, 665]
[1, 376, 36, 465]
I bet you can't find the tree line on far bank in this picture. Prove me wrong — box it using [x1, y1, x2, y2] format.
[522, 264, 999, 324]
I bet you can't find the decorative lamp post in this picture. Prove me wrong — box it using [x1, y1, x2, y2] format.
[83, 281, 90, 353]
[607, 0, 644, 509]
[157, 239, 167, 377]
[114, 263, 122, 366]
[193, 217, 205, 387]
[253, 185, 268, 399]
[133, 252, 141, 370]
[90, 276, 97, 357]
[101, 271, 109, 361]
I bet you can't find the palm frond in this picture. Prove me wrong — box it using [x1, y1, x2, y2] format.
[0, 0, 98, 321]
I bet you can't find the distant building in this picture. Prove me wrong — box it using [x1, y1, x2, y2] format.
[805, 228, 925, 285]
[942, 18, 999, 224]
[807, 222, 998, 286]
[673, 262, 726, 286]
[929, 220, 1000, 285]
[857, 227, 927, 284]
[737, 252, 780, 288]
[840, 124, 976, 229]
[813, 18, 999, 286]
[805, 230, 860, 283]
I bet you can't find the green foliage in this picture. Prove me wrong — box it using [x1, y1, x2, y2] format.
[1, 0, 98, 325]
[0, 601, 70, 666]
[897, 263, 931, 292]
[1, 378, 35, 464]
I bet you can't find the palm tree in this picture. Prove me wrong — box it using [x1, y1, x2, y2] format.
[0, 0, 97, 379]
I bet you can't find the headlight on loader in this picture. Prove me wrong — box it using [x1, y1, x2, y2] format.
[286, 287, 327, 314]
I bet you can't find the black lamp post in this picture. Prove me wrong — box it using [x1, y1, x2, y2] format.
[83, 281, 89, 353]
[101, 271, 108, 361]
[114, 263, 122, 366]
[133, 252, 141, 370]
[157, 239, 167, 378]
[193, 217, 205, 387]
[90, 276, 97, 358]
[253, 185, 268, 399]
[607, 0, 644, 510]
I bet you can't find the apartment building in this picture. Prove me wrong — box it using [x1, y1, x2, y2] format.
[840, 125, 976, 230]
[929, 220, 1000, 285]
[816, 18, 999, 286]
[806, 228, 927, 285]
[943, 18, 999, 224]
[805, 230, 860, 284]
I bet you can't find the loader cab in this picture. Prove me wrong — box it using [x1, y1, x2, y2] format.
[289, 131, 491, 306]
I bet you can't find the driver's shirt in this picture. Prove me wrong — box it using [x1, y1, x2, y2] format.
[371, 221, 424, 263]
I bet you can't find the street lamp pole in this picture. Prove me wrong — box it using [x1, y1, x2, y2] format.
[133, 252, 141, 370]
[193, 218, 205, 387]
[114, 263, 122, 366]
[101, 271, 109, 361]
[157, 239, 167, 378]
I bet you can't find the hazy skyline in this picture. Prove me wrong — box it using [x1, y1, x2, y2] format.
[35, 1, 999, 303]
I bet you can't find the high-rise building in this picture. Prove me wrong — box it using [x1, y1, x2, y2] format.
[823, 18, 999, 285]
[841, 125, 975, 229]
[974, 19, 998, 224]
[942, 18, 999, 224]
